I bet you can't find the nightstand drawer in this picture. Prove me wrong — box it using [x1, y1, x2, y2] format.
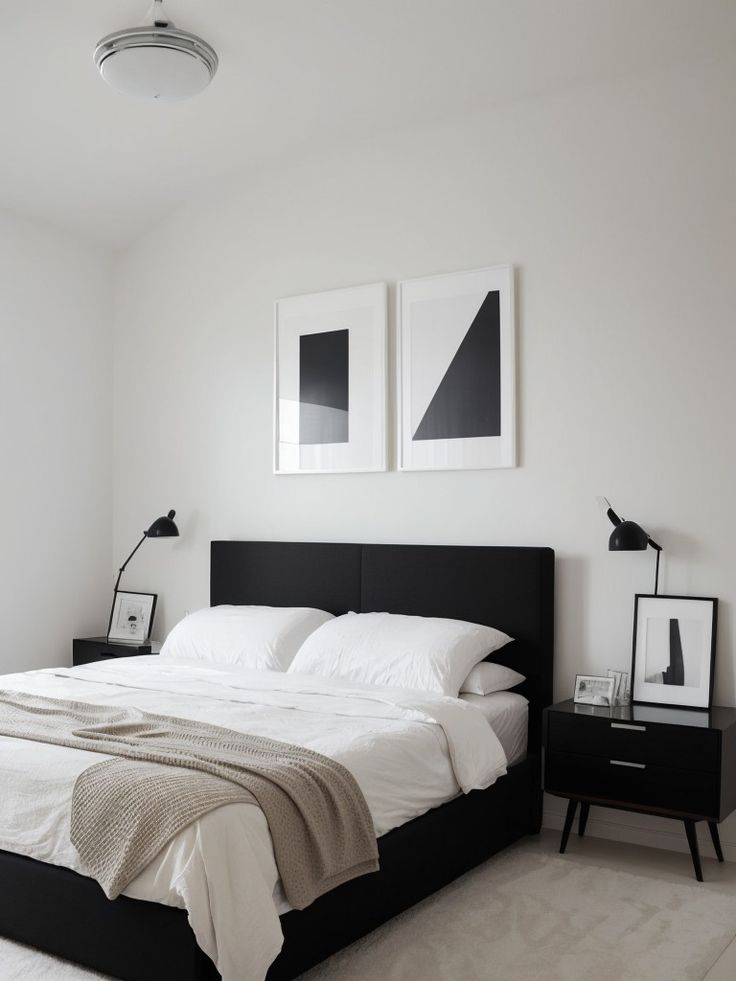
[546, 751, 719, 818]
[74, 650, 123, 666]
[548, 713, 719, 772]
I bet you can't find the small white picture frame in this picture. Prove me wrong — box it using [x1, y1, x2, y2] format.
[274, 282, 387, 474]
[108, 590, 157, 644]
[574, 674, 616, 707]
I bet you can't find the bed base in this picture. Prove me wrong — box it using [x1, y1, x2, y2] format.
[0, 756, 540, 981]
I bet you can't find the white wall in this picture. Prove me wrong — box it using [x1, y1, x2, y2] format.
[113, 59, 736, 851]
[0, 210, 113, 671]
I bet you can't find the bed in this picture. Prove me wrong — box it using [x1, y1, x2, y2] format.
[0, 541, 554, 980]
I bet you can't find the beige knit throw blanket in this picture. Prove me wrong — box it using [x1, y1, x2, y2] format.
[0, 690, 379, 907]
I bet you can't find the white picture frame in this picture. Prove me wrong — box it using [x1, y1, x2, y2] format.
[397, 265, 516, 471]
[631, 594, 718, 710]
[274, 283, 387, 474]
[108, 590, 157, 644]
[574, 674, 616, 707]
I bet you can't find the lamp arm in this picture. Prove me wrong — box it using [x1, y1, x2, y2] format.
[646, 537, 663, 595]
[107, 532, 148, 637]
[599, 496, 622, 528]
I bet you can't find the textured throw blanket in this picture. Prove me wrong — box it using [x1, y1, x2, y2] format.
[0, 690, 379, 907]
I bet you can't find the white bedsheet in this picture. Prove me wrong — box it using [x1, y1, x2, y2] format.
[460, 690, 528, 765]
[0, 657, 508, 981]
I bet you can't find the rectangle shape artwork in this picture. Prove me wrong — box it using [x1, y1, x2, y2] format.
[275, 283, 387, 473]
[299, 329, 349, 444]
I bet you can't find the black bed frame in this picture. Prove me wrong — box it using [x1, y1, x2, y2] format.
[0, 541, 554, 980]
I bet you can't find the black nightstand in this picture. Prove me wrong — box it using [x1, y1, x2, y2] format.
[543, 699, 736, 880]
[72, 637, 162, 667]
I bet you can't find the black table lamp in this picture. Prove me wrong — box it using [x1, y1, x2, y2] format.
[106, 509, 179, 639]
[601, 497, 663, 594]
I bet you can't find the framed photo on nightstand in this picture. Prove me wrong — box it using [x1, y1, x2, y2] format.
[108, 590, 157, 644]
[573, 674, 616, 707]
[631, 594, 718, 710]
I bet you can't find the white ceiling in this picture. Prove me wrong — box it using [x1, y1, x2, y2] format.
[2, 0, 734, 247]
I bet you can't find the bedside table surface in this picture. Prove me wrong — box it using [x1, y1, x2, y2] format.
[76, 636, 161, 651]
[548, 698, 736, 732]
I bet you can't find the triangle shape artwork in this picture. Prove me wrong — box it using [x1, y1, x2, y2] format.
[413, 291, 501, 441]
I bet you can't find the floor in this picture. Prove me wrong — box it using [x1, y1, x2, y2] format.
[2, 830, 736, 980]
[532, 830, 736, 981]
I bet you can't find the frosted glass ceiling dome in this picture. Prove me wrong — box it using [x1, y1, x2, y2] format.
[94, 1, 218, 102]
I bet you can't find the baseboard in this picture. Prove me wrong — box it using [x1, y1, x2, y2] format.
[542, 794, 736, 862]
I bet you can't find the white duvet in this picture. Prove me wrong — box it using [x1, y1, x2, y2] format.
[0, 657, 508, 981]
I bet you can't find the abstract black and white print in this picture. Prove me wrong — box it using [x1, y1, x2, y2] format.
[413, 291, 501, 441]
[398, 265, 515, 471]
[274, 283, 387, 473]
[644, 617, 703, 687]
[632, 595, 717, 710]
[299, 329, 349, 444]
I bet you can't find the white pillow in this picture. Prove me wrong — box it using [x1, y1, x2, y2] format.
[161, 605, 334, 671]
[287, 611, 512, 696]
[460, 661, 525, 695]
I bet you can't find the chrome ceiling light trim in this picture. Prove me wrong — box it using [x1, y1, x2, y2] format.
[94, 1, 218, 102]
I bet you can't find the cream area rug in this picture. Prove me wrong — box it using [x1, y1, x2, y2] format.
[1, 843, 735, 980]
[302, 846, 736, 981]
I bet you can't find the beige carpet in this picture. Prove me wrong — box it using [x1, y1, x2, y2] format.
[2, 841, 736, 980]
[0, 940, 109, 980]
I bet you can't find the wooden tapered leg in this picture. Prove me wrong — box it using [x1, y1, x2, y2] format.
[578, 801, 590, 837]
[559, 799, 578, 854]
[684, 820, 704, 882]
[708, 822, 724, 862]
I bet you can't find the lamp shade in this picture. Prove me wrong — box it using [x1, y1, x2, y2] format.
[146, 509, 179, 538]
[608, 519, 649, 551]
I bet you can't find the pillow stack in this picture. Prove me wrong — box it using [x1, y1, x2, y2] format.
[161, 606, 524, 700]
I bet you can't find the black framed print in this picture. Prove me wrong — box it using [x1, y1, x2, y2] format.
[631, 595, 718, 710]
[398, 265, 515, 471]
[108, 590, 157, 644]
[274, 283, 387, 474]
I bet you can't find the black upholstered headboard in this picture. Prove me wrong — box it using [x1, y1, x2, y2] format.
[210, 541, 554, 750]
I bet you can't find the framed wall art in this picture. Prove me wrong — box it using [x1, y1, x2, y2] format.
[274, 283, 387, 474]
[631, 594, 718, 709]
[398, 265, 515, 471]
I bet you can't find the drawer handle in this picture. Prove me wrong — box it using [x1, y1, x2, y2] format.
[611, 723, 647, 732]
[610, 759, 646, 769]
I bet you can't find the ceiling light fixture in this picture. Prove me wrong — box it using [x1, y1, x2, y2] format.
[94, 1, 218, 102]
